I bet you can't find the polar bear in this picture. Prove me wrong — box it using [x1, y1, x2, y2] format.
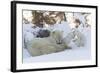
[27, 30, 69, 56]
[72, 29, 86, 47]
[63, 28, 86, 47]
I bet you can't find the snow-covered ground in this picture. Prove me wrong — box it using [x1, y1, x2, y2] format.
[23, 22, 91, 63]
[23, 45, 91, 63]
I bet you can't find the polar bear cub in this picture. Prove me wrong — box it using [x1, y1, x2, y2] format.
[63, 29, 86, 47]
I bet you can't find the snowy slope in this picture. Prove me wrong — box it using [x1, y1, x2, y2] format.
[23, 46, 91, 63]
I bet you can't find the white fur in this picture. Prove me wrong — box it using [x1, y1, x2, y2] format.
[27, 30, 68, 56]
[23, 24, 41, 48]
[63, 28, 86, 47]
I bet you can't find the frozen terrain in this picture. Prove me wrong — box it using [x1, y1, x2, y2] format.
[23, 22, 91, 63]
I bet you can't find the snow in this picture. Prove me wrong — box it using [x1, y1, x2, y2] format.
[23, 22, 91, 63]
[23, 40, 91, 63]
[23, 23, 41, 48]
[74, 13, 86, 25]
[23, 46, 91, 63]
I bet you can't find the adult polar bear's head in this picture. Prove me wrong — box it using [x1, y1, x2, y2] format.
[50, 30, 63, 44]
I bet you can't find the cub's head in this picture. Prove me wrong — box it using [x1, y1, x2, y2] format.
[51, 30, 63, 44]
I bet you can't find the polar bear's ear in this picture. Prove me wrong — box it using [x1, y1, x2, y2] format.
[51, 30, 63, 35]
[50, 31, 56, 35]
